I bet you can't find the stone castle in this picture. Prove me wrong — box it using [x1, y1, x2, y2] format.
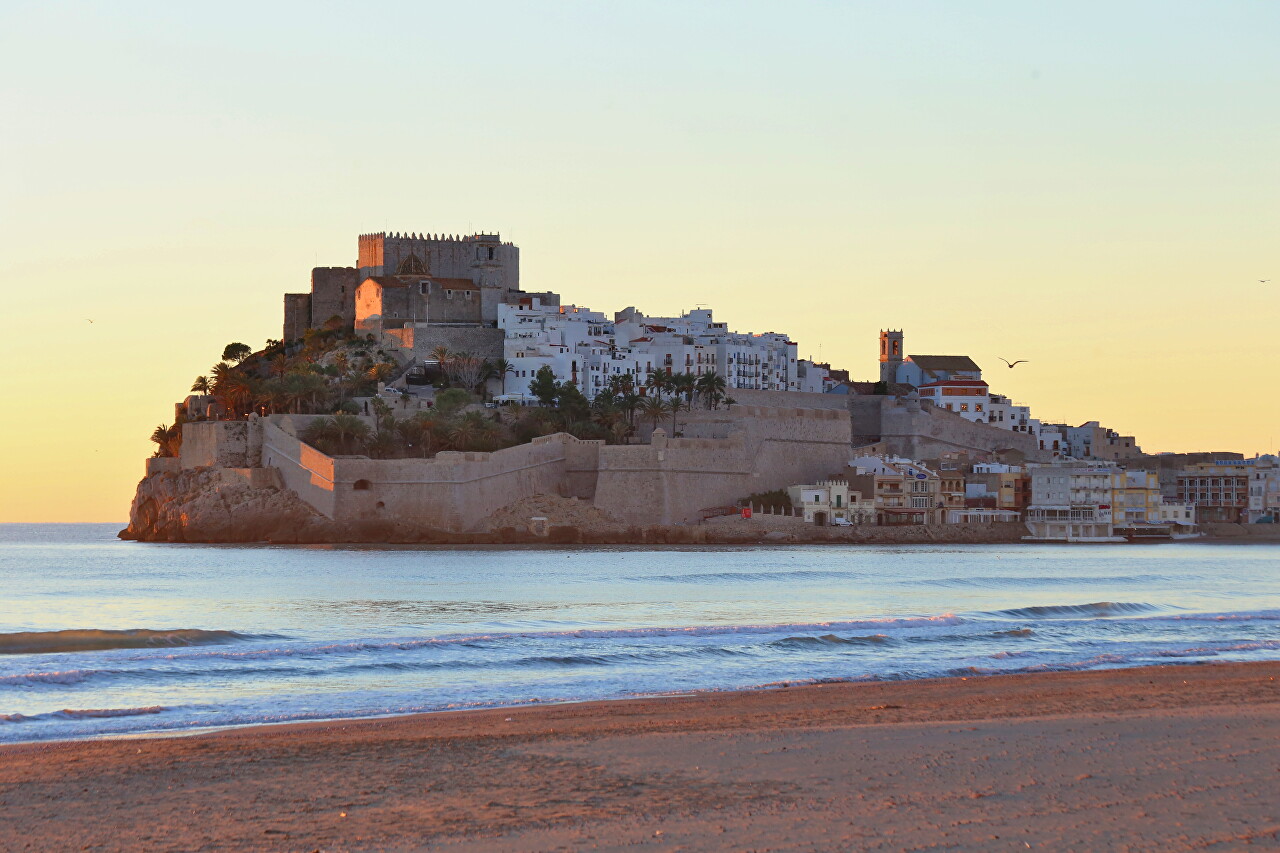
[284, 231, 557, 359]
[123, 228, 1069, 542]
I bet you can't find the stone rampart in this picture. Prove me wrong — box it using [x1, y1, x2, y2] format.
[595, 406, 853, 524]
[729, 388, 850, 411]
[261, 417, 602, 530]
[850, 396, 1048, 462]
[180, 420, 263, 469]
[261, 419, 339, 517]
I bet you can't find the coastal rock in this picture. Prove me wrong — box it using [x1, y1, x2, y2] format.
[122, 467, 329, 543]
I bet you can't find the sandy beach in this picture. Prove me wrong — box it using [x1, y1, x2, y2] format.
[0, 661, 1276, 851]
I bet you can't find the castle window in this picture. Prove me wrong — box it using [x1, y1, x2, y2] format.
[446, 290, 454, 300]
[419, 281, 430, 295]
[488, 247, 495, 260]
[464, 290, 473, 301]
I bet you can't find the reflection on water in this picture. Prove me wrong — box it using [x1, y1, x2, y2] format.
[0, 523, 1277, 742]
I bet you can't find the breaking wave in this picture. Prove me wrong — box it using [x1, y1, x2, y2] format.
[1, 706, 166, 724]
[0, 628, 272, 656]
[989, 602, 1162, 619]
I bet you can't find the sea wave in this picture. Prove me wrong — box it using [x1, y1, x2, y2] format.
[988, 602, 1162, 619]
[1, 706, 167, 724]
[769, 634, 890, 649]
[635, 569, 854, 583]
[919, 574, 1175, 588]
[1141, 609, 1280, 623]
[152, 616, 966, 662]
[329, 644, 752, 674]
[0, 628, 272, 656]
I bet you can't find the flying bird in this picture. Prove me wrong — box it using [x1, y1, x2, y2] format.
[999, 358, 1028, 368]
[85, 319, 94, 324]
[1262, 280, 1271, 283]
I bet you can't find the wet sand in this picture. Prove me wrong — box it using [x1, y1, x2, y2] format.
[1, 661, 1277, 851]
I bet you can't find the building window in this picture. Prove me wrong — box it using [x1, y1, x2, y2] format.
[353, 479, 372, 491]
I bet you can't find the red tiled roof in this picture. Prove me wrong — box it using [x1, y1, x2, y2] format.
[907, 355, 981, 372]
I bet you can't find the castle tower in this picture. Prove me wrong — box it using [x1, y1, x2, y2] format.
[356, 231, 519, 292]
[879, 329, 903, 384]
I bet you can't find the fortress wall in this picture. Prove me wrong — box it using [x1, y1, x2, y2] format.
[283, 293, 311, 342]
[727, 388, 851, 411]
[849, 396, 1049, 462]
[395, 325, 503, 358]
[180, 421, 262, 469]
[881, 400, 1046, 460]
[595, 407, 853, 524]
[310, 267, 358, 329]
[330, 435, 575, 530]
[262, 420, 338, 517]
[146, 457, 180, 475]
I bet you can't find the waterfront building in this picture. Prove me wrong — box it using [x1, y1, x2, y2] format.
[786, 480, 876, 526]
[1024, 464, 1122, 542]
[964, 462, 1031, 514]
[846, 456, 943, 526]
[1177, 461, 1252, 523]
[1247, 457, 1280, 523]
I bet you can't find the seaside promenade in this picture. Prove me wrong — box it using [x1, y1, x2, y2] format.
[2, 661, 1276, 851]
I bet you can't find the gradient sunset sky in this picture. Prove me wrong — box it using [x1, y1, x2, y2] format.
[2, 1, 1277, 522]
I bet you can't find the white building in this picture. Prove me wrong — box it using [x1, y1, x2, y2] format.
[787, 480, 876, 525]
[1247, 456, 1280, 523]
[499, 302, 806, 400]
[1024, 464, 1123, 542]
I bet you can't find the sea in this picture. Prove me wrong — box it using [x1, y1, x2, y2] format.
[2, 523, 1278, 744]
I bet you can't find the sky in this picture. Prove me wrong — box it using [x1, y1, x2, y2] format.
[1, 0, 1277, 522]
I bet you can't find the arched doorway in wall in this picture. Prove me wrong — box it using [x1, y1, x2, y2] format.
[353, 479, 372, 491]
[814, 511, 827, 527]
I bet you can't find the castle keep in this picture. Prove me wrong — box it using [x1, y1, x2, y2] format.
[284, 231, 554, 358]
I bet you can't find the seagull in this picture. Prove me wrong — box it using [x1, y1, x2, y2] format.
[999, 358, 1028, 369]
[1262, 280, 1271, 283]
[86, 319, 94, 324]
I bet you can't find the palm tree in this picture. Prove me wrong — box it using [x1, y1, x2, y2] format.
[669, 395, 683, 435]
[330, 413, 370, 454]
[670, 372, 697, 406]
[448, 418, 481, 451]
[190, 376, 211, 395]
[609, 419, 633, 445]
[149, 423, 181, 457]
[491, 358, 516, 396]
[696, 371, 727, 409]
[645, 369, 670, 400]
[640, 396, 668, 431]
